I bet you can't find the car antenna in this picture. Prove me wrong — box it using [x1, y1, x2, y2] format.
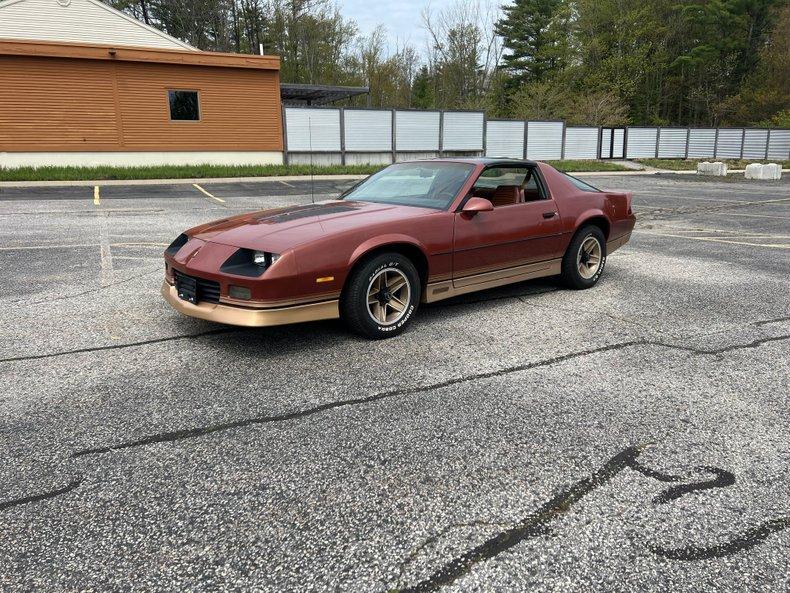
[308, 115, 315, 204]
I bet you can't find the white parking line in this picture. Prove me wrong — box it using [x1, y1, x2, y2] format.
[192, 183, 226, 204]
[636, 231, 790, 249]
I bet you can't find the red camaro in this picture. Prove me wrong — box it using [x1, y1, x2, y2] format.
[162, 159, 635, 338]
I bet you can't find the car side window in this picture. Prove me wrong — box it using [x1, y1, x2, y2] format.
[472, 166, 546, 208]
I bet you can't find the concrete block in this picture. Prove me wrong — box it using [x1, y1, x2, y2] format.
[697, 161, 728, 176]
[745, 163, 782, 180]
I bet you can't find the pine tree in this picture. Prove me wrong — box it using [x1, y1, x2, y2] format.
[410, 66, 435, 109]
[495, 0, 565, 87]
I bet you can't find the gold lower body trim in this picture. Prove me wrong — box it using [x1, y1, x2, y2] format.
[425, 258, 562, 303]
[607, 232, 631, 253]
[161, 281, 339, 327]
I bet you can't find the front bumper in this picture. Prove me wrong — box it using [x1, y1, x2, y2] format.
[161, 281, 339, 328]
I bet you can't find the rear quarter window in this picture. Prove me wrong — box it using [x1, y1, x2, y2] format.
[563, 173, 601, 193]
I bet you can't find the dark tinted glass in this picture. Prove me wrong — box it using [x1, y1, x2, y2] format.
[168, 90, 200, 121]
[563, 173, 601, 192]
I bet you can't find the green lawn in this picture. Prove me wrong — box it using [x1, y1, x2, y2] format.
[635, 158, 789, 171]
[0, 163, 383, 182]
[0, 159, 631, 182]
[545, 160, 630, 172]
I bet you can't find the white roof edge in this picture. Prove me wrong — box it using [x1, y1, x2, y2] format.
[0, 0, 197, 50]
[87, 0, 197, 50]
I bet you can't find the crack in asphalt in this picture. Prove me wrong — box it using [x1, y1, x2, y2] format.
[71, 341, 646, 457]
[753, 315, 790, 326]
[0, 479, 82, 512]
[70, 334, 790, 457]
[636, 196, 790, 222]
[0, 328, 238, 363]
[394, 447, 773, 592]
[699, 334, 790, 355]
[6, 267, 162, 308]
[650, 517, 790, 561]
[653, 466, 735, 504]
[396, 519, 521, 585]
[396, 445, 650, 592]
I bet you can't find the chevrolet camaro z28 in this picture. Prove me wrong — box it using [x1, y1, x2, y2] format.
[162, 158, 635, 339]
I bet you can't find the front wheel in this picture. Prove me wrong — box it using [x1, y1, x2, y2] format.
[561, 225, 607, 289]
[341, 252, 421, 339]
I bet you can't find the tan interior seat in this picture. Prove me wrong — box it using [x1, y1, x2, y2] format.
[490, 185, 522, 207]
[523, 188, 542, 202]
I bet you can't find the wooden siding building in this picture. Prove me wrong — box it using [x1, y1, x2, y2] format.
[0, 1, 284, 168]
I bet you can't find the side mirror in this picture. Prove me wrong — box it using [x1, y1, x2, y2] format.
[461, 197, 494, 216]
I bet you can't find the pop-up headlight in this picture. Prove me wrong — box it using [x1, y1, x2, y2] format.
[221, 249, 281, 277]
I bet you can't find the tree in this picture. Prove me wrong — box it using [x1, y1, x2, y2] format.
[713, 1, 790, 125]
[410, 66, 435, 108]
[104, 0, 788, 126]
[495, 0, 568, 87]
[422, 1, 501, 109]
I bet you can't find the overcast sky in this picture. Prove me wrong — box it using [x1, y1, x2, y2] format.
[338, 0, 457, 53]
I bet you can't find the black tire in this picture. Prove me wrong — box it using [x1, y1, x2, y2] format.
[560, 225, 607, 289]
[341, 252, 421, 339]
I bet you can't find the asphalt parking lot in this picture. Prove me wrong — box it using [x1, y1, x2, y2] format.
[1, 172, 788, 592]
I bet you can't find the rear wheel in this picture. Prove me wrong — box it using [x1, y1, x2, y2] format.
[561, 225, 607, 289]
[341, 252, 421, 339]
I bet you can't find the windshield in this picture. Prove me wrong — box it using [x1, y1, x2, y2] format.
[341, 162, 475, 209]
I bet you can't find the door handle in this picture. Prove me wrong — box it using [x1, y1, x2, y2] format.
[542, 212, 557, 219]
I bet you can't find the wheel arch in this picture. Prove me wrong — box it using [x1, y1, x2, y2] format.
[575, 212, 611, 240]
[344, 237, 429, 298]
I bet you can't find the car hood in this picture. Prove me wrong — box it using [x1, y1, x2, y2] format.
[188, 200, 433, 252]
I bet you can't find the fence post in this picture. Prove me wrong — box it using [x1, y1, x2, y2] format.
[596, 126, 603, 159]
[765, 129, 771, 160]
[482, 114, 487, 157]
[391, 109, 397, 164]
[739, 128, 745, 160]
[339, 108, 346, 166]
[438, 110, 444, 157]
[622, 127, 628, 160]
[684, 128, 690, 160]
[655, 127, 661, 159]
[713, 128, 720, 159]
[281, 106, 289, 166]
[560, 121, 567, 160]
[523, 121, 529, 159]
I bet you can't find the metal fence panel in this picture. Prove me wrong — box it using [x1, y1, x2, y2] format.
[767, 129, 790, 160]
[443, 111, 484, 151]
[626, 128, 658, 158]
[526, 121, 563, 160]
[485, 120, 524, 158]
[343, 109, 392, 152]
[564, 127, 598, 159]
[285, 107, 341, 152]
[742, 129, 768, 159]
[687, 129, 716, 158]
[395, 110, 440, 151]
[715, 129, 743, 159]
[658, 128, 687, 158]
[613, 128, 625, 158]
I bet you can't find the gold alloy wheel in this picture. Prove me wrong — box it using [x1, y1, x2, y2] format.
[577, 235, 602, 279]
[366, 267, 411, 325]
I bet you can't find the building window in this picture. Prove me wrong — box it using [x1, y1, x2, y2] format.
[168, 90, 200, 121]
